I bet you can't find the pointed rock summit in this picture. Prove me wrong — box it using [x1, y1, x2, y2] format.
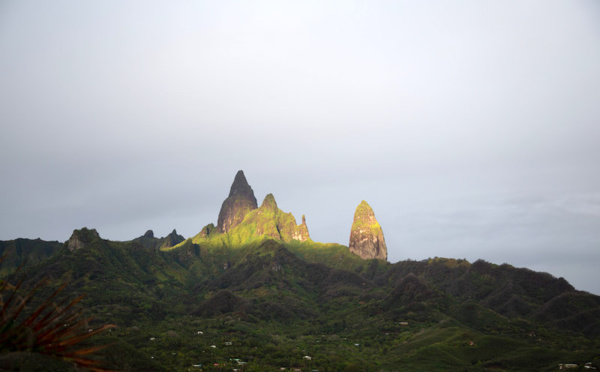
[260, 193, 278, 211]
[349, 201, 387, 261]
[217, 171, 258, 233]
[161, 229, 185, 249]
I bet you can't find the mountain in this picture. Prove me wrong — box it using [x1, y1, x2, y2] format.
[2, 171, 600, 371]
[216, 170, 258, 233]
[187, 176, 310, 247]
[160, 229, 185, 249]
[132, 229, 185, 250]
[8, 233, 599, 371]
[0, 237, 62, 276]
[349, 200, 387, 260]
[227, 193, 310, 243]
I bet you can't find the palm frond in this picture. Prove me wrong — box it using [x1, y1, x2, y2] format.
[0, 256, 116, 371]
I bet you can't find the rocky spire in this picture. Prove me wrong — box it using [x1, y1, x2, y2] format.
[348, 201, 387, 261]
[228, 170, 257, 201]
[217, 170, 258, 233]
[295, 214, 310, 242]
[260, 193, 278, 211]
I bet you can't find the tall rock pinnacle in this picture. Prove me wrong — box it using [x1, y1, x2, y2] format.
[217, 171, 258, 233]
[348, 201, 387, 261]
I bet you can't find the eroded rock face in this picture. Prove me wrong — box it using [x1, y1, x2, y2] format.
[349, 201, 387, 261]
[67, 228, 100, 252]
[293, 215, 310, 242]
[217, 171, 258, 233]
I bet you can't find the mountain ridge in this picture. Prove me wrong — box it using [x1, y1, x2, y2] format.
[2, 170, 600, 370]
[3, 227, 600, 370]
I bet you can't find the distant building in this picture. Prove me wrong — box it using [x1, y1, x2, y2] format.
[559, 364, 578, 370]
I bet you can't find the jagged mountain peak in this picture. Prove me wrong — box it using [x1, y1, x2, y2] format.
[229, 170, 257, 201]
[261, 193, 278, 211]
[217, 170, 258, 233]
[224, 193, 310, 243]
[161, 229, 185, 249]
[192, 172, 311, 245]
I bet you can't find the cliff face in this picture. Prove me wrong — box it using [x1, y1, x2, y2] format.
[295, 215, 310, 242]
[67, 228, 101, 252]
[349, 201, 387, 261]
[217, 171, 258, 233]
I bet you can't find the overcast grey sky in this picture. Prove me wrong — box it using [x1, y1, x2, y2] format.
[1, 1, 599, 294]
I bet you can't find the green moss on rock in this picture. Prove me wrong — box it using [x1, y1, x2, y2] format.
[349, 200, 387, 261]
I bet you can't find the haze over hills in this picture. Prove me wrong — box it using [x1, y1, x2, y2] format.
[1, 171, 600, 371]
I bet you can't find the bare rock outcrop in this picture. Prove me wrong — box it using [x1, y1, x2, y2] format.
[348, 201, 387, 260]
[67, 228, 100, 252]
[217, 170, 258, 233]
[294, 215, 310, 242]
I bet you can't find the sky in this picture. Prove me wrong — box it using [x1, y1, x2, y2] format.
[1, 1, 599, 294]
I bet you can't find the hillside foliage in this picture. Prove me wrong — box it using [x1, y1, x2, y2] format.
[1, 232, 599, 371]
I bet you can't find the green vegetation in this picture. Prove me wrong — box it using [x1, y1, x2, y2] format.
[1, 232, 599, 371]
[0, 238, 62, 277]
[350, 201, 379, 232]
[177, 195, 309, 251]
[5, 173, 598, 370]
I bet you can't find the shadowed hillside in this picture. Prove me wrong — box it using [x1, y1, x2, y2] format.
[3, 231, 596, 371]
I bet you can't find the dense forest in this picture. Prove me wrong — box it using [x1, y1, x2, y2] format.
[1, 229, 599, 371]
